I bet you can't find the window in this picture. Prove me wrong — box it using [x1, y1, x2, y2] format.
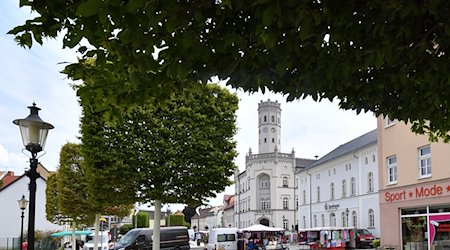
[419, 145, 432, 177]
[341, 212, 346, 227]
[302, 190, 306, 204]
[321, 214, 325, 227]
[272, 138, 275, 143]
[351, 177, 356, 195]
[365, 157, 368, 165]
[264, 138, 267, 143]
[387, 155, 397, 183]
[283, 197, 289, 209]
[348, 163, 351, 170]
[333, 168, 336, 175]
[260, 198, 271, 210]
[296, 197, 298, 208]
[342, 180, 347, 197]
[260, 175, 270, 188]
[264, 116, 267, 122]
[317, 186, 321, 202]
[368, 172, 374, 192]
[283, 177, 288, 187]
[284, 219, 289, 230]
[302, 216, 306, 228]
[313, 215, 317, 227]
[385, 117, 395, 127]
[372, 155, 376, 162]
[330, 213, 336, 227]
[217, 234, 236, 242]
[352, 211, 357, 227]
[368, 209, 375, 228]
[330, 183, 335, 200]
[271, 116, 275, 122]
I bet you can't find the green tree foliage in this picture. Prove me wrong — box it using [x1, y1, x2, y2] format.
[45, 173, 67, 224]
[8, 1, 450, 140]
[166, 214, 185, 227]
[80, 83, 238, 206]
[57, 143, 95, 225]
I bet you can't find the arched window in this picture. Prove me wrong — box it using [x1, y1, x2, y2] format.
[264, 116, 267, 122]
[282, 177, 288, 187]
[321, 214, 325, 227]
[317, 186, 321, 202]
[302, 190, 306, 204]
[368, 172, 374, 192]
[271, 115, 275, 122]
[302, 216, 306, 228]
[352, 211, 357, 227]
[283, 197, 289, 209]
[351, 177, 356, 195]
[284, 219, 289, 230]
[330, 182, 335, 200]
[329, 213, 336, 227]
[341, 212, 346, 227]
[368, 209, 375, 228]
[342, 180, 347, 197]
[313, 215, 317, 227]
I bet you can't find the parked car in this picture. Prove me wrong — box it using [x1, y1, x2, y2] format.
[83, 232, 111, 250]
[355, 229, 376, 248]
[112, 226, 189, 250]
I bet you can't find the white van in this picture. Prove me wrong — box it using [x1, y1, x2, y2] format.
[207, 228, 238, 250]
[83, 232, 110, 250]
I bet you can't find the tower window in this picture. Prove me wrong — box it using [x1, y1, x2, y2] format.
[264, 116, 267, 122]
[272, 138, 275, 143]
[271, 116, 275, 122]
[264, 138, 267, 143]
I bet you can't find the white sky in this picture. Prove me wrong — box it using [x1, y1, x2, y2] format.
[0, 1, 376, 210]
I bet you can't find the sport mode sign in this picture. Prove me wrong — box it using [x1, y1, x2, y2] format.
[384, 184, 450, 203]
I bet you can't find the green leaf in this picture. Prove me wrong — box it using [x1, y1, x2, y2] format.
[76, 0, 102, 17]
[262, 6, 274, 26]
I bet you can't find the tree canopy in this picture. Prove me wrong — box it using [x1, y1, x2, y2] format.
[9, 0, 450, 140]
[80, 83, 238, 206]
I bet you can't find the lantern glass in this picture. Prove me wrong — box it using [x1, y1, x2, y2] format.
[18, 195, 28, 210]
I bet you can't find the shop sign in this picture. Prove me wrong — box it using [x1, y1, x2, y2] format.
[324, 203, 340, 210]
[384, 184, 450, 203]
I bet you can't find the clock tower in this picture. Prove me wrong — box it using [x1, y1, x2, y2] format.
[258, 99, 281, 154]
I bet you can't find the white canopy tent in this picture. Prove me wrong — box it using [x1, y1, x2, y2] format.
[240, 224, 286, 232]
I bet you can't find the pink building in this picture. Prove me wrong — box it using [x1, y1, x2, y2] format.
[378, 117, 450, 250]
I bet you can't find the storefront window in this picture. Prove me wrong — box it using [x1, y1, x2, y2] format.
[402, 216, 427, 250]
[429, 214, 450, 250]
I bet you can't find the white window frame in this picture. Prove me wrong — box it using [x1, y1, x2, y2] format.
[385, 116, 395, 127]
[351, 177, 356, 196]
[317, 186, 321, 202]
[368, 172, 374, 192]
[352, 211, 357, 227]
[368, 209, 375, 228]
[342, 180, 347, 197]
[330, 213, 336, 227]
[387, 155, 397, 184]
[283, 197, 289, 209]
[330, 182, 335, 200]
[282, 177, 288, 187]
[419, 145, 432, 178]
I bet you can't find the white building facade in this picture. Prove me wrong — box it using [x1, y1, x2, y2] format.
[296, 130, 381, 237]
[0, 175, 62, 241]
[234, 100, 315, 230]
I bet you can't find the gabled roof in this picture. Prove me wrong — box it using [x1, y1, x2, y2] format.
[305, 129, 377, 170]
[1, 174, 20, 189]
[191, 207, 212, 219]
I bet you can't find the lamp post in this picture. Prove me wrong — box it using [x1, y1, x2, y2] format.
[18, 195, 29, 250]
[13, 103, 54, 250]
[345, 208, 349, 227]
[167, 205, 171, 227]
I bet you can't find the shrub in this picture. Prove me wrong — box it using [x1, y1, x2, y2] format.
[119, 224, 134, 235]
[373, 239, 380, 248]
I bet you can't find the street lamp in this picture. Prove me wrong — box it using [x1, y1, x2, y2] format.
[13, 103, 54, 250]
[167, 205, 171, 227]
[18, 195, 29, 250]
[345, 208, 350, 227]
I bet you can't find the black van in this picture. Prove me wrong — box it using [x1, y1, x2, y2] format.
[113, 226, 189, 250]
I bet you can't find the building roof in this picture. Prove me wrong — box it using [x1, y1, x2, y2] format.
[0, 172, 20, 189]
[296, 158, 317, 169]
[305, 129, 377, 170]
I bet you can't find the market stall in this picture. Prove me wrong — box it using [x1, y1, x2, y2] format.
[297, 227, 356, 250]
[240, 225, 287, 250]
